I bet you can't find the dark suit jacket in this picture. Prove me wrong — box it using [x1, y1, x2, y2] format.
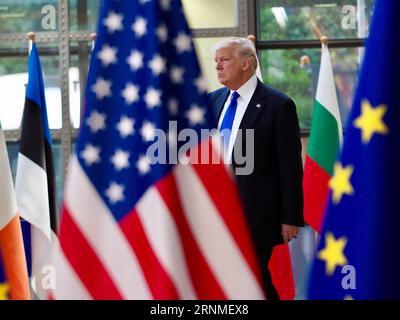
[209, 79, 304, 251]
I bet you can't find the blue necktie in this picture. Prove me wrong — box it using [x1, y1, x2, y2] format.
[219, 91, 240, 155]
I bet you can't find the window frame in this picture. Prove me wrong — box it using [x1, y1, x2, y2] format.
[254, 0, 369, 136]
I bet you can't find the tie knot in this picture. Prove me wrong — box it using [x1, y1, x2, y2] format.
[231, 91, 240, 101]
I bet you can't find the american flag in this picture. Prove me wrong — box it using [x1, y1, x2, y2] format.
[52, 0, 264, 299]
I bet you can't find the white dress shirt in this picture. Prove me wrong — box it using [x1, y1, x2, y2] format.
[217, 74, 258, 161]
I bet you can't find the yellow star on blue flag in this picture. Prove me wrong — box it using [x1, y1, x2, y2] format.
[353, 99, 389, 144]
[308, 0, 400, 299]
[0, 258, 9, 300]
[0, 283, 9, 300]
[329, 163, 354, 205]
[317, 232, 348, 276]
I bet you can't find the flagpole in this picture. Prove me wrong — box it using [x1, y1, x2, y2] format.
[247, 34, 256, 44]
[320, 35, 328, 48]
[27, 31, 36, 54]
[90, 32, 97, 51]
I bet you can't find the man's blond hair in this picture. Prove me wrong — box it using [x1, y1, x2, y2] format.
[212, 37, 258, 70]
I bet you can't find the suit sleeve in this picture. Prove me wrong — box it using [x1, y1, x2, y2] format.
[275, 98, 304, 226]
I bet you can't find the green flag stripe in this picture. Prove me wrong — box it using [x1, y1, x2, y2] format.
[307, 100, 340, 175]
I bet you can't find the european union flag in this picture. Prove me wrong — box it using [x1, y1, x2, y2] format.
[308, 0, 400, 300]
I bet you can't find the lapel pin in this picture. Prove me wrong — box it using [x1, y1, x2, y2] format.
[256, 103, 261, 108]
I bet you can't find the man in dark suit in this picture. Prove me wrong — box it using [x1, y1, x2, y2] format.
[209, 38, 304, 300]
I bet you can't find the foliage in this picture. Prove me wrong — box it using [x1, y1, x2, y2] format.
[257, 1, 373, 128]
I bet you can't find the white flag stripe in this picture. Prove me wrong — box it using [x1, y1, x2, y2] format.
[15, 153, 51, 240]
[316, 44, 343, 144]
[0, 129, 17, 229]
[173, 164, 264, 299]
[53, 243, 92, 300]
[65, 156, 152, 299]
[137, 187, 197, 299]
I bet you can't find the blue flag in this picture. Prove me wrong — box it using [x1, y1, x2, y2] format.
[308, 0, 400, 300]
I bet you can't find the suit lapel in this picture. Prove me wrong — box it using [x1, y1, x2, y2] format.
[239, 80, 268, 130]
[214, 89, 230, 123]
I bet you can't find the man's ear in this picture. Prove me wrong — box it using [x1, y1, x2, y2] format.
[242, 59, 251, 71]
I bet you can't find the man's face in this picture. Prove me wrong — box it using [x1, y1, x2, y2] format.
[214, 46, 245, 90]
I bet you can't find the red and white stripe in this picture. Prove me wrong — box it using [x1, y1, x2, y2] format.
[52, 141, 265, 299]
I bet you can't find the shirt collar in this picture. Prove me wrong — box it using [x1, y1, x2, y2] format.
[231, 73, 258, 102]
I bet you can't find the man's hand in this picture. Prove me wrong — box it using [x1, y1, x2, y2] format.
[281, 224, 299, 244]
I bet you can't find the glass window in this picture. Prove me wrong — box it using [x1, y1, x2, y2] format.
[69, 64, 82, 129]
[259, 47, 360, 129]
[0, 0, 58, 32]
[69, 0, 238, 31]
[69, 41, 93, 128]
[0, 45, 61, 130]
[69, 0, 100, 32]
[257, 0, 374, 41]
[182, 0, 238, 29]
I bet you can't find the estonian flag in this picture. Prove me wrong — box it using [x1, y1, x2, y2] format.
[15, 42, 58, 299]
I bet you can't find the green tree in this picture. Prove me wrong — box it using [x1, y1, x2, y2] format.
[257, 0, 373, 128]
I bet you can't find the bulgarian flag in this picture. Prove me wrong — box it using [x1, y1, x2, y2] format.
[303, 43, 343, 232]
[0, 124, 31, 300]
